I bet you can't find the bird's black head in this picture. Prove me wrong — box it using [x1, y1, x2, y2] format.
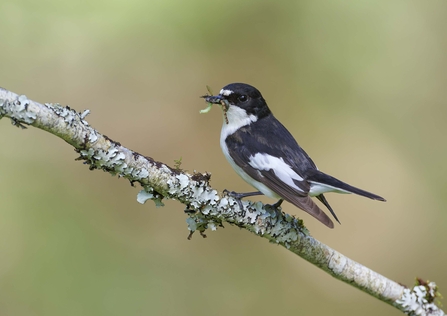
[204, 83, 271, 119]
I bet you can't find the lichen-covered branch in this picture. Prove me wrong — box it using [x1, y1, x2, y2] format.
[0, 86, 443, 315]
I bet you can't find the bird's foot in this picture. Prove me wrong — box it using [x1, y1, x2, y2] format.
[223, 190, 263, 210]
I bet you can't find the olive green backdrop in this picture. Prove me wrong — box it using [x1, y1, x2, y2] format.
[0, 0, 446, 315]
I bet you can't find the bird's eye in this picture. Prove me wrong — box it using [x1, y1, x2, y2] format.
[238, 95, 248, 102]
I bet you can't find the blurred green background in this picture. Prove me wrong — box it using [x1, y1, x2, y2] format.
[1, 0, 446, 315]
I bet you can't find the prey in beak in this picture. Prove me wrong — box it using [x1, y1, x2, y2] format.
[200, 86, 230, 123]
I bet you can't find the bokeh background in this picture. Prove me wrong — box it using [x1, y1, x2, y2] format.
[1, 0, 446, 315]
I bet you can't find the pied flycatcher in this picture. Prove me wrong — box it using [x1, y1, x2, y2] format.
[201, 83, 385, 228]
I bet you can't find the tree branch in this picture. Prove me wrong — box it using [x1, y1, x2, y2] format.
[0, 86, 443, 315]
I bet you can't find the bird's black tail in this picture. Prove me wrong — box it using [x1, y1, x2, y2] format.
[307, 170, 386, 201]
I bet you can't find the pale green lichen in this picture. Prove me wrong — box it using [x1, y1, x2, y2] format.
[15, 95, 36, 123]
[137, 188, 165, 207]
[0, 95, 37, 127]
[137, 190, 154, 204]
[45, 103, 78, 125]
[183, 187, 308, 248]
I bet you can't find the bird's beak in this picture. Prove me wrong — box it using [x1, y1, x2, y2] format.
[202, 94, 222, 104]
[201, 94, 229, 111]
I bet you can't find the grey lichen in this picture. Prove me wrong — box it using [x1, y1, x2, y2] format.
[46, 103, 79, 126]
[80, 109, 90, 120]
[150, 164, 308, 246]
[0, 94, 36, 128]
[396, 281, 444, 316]
[182, 187, 308, 248]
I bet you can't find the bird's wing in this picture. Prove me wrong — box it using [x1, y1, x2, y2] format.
[225, 126, 334, 228]
[241, 115, 385, 202]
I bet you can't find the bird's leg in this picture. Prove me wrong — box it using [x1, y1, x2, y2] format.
[226, 191, 264, 199]
[223, 190, 263, 210]
[265, 199, 284, 216]
[270, 199, 283, 209]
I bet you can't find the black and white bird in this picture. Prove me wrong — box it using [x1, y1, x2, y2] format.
[202, 83, 385, 228]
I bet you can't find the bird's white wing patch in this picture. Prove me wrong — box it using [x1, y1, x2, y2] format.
[220, 141, 281, 199]
[248, 153, 305, 192]
[308, 182, 351, 196]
